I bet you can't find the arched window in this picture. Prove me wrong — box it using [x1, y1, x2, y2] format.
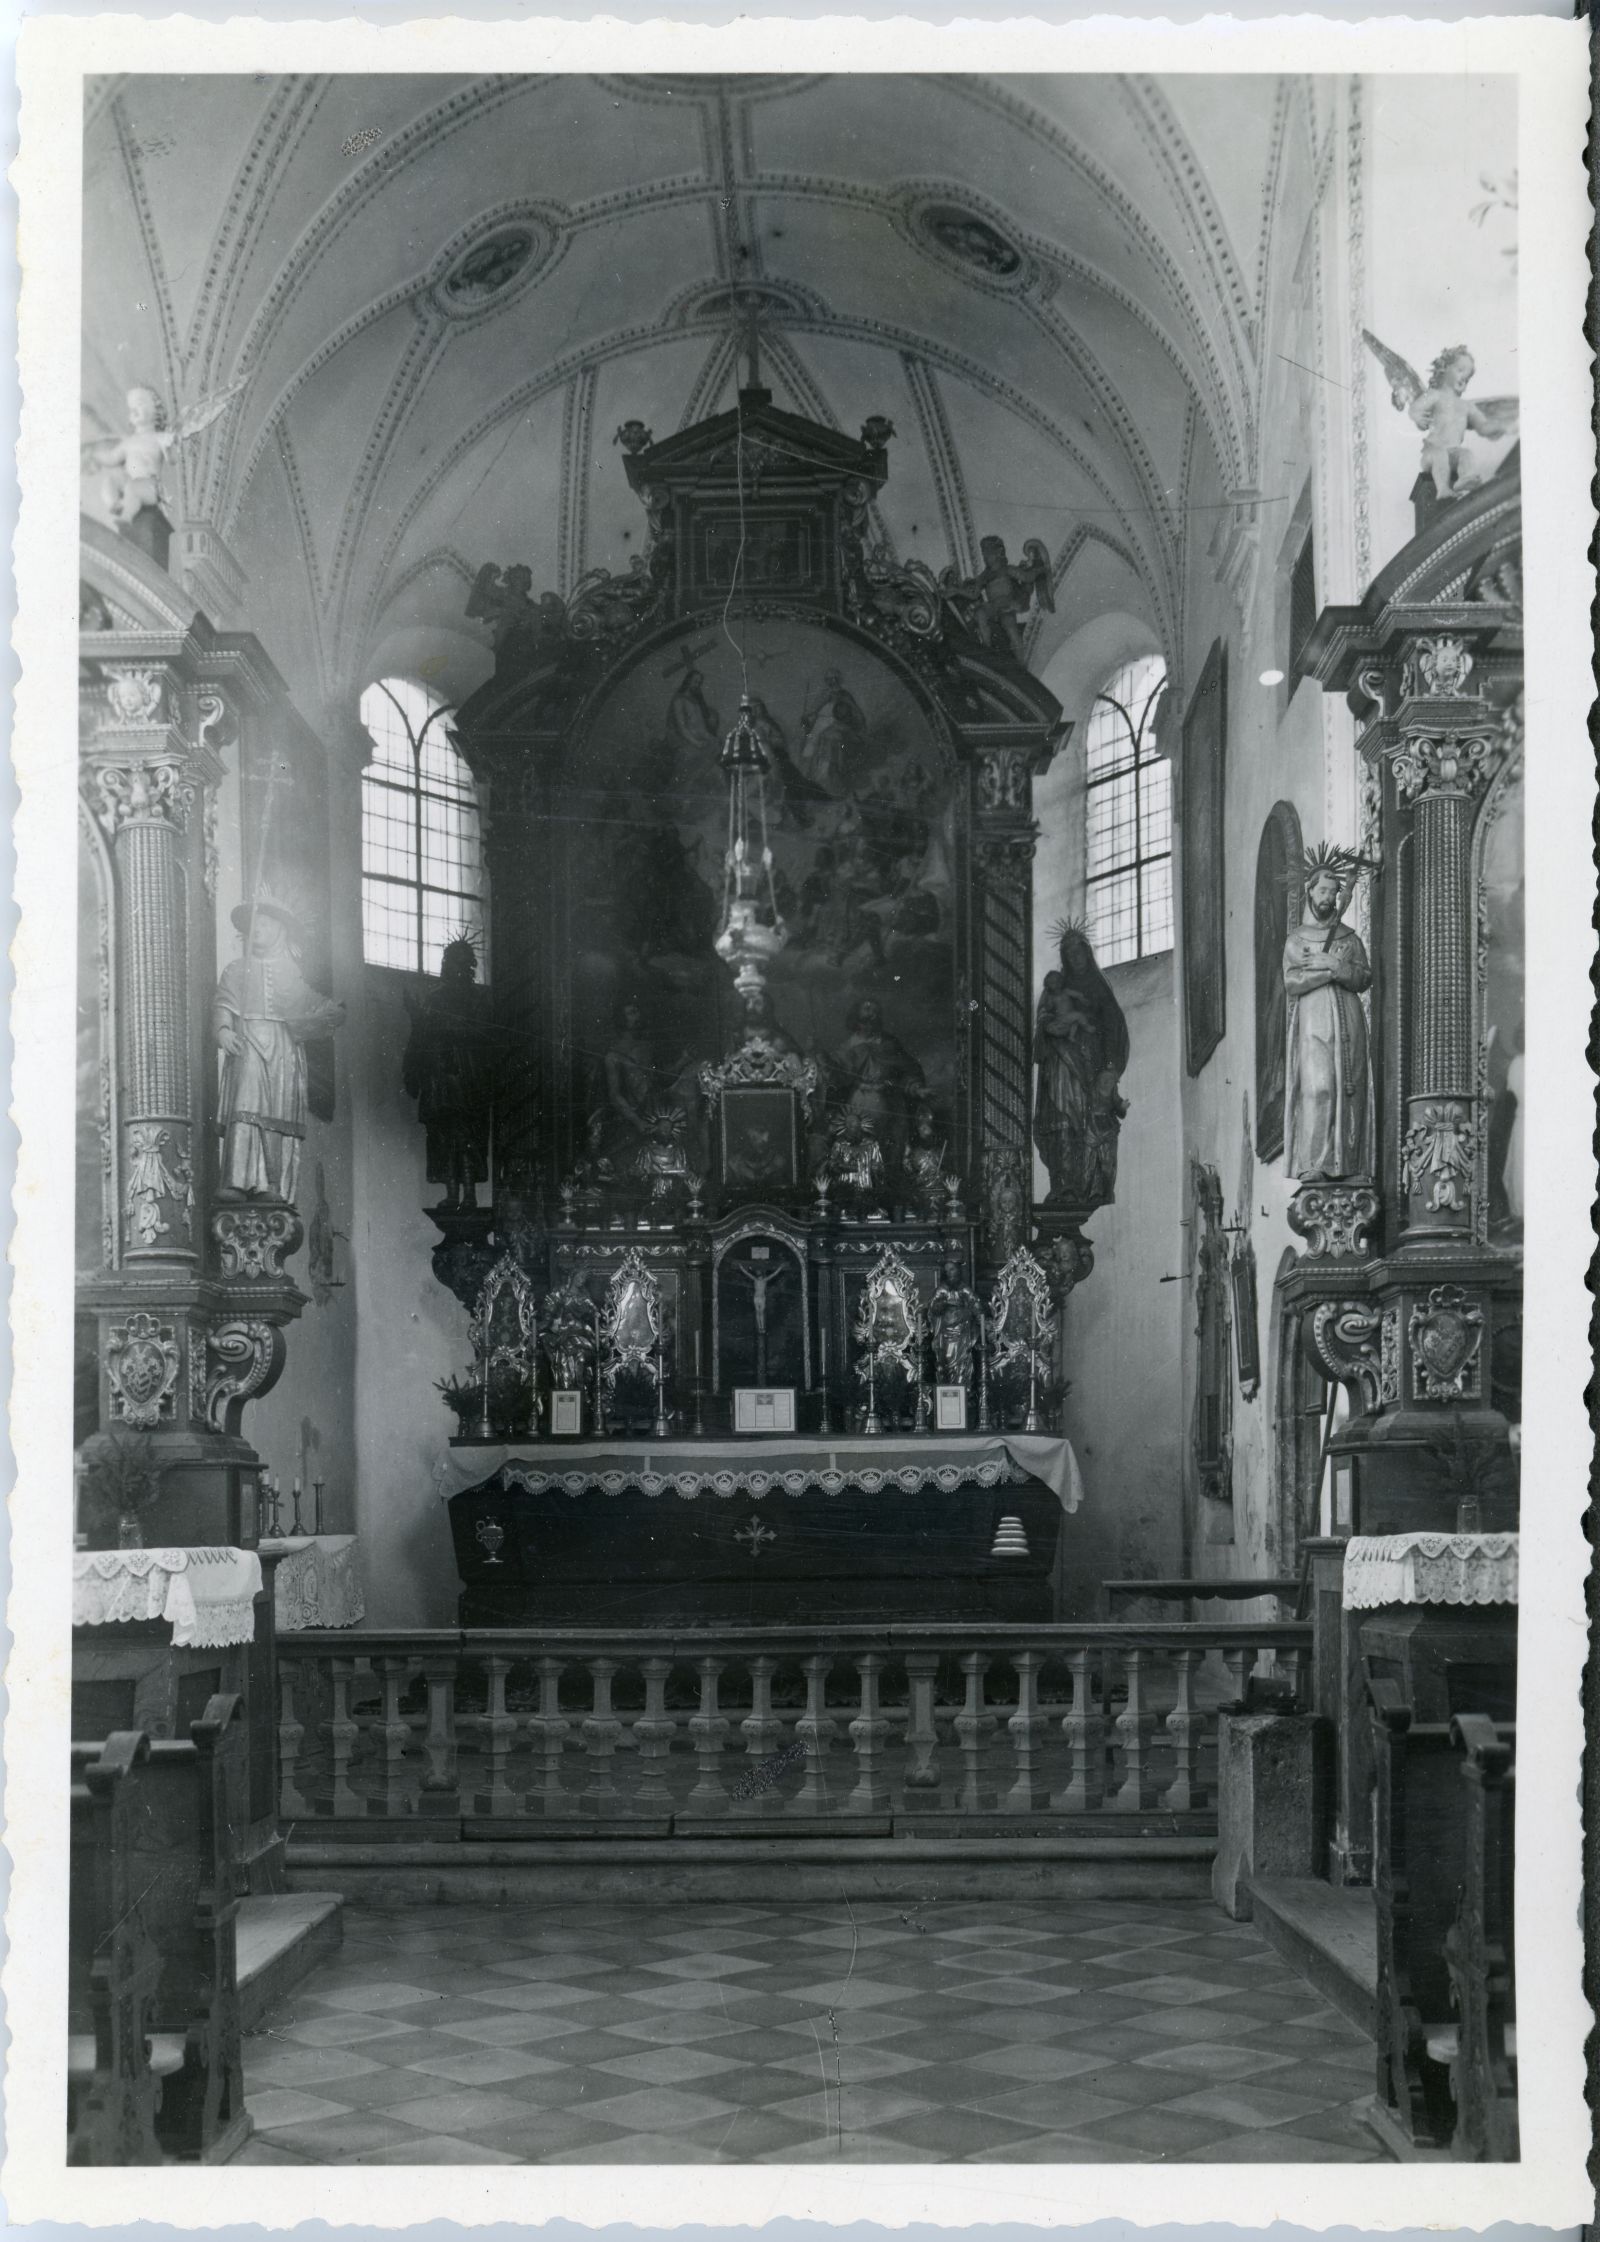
[1083, 653, 1172, 966]
[359, 677, 486, 976]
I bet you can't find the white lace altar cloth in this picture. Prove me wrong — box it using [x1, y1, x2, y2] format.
[261, 1535, 366, 1631]
[71, 1547, 264, 1646]
[436, 1433, 1083, 1515]
[1343, 1531, 1518, 1611]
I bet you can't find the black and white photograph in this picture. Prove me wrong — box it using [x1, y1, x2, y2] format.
[6, 17, 1592, 2226]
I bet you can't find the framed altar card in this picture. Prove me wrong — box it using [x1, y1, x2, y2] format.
[549, 1390, 583, 1437]
[936, 1383, 968, 1431]
[733, 1386, 796, 1435]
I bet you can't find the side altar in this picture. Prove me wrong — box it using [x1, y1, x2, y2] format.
[408, 349, 1132, 1624]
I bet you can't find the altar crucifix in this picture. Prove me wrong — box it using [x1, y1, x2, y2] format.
[725, 1254, 792, 1387]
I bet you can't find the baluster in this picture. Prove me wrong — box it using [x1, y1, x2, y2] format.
[1279, 1644, 1306, 1710]
[687, 1656, 729, 1814]
[277, 1655, 309, 1817]
[847, 1654, 891, 1813]
[1054, 1647, 1105, 1811]
[902, 1651, 943, 1802]
[374, 1655, 414, 1816]
[475, 1654, 521, 1818]
[1164, 1648, 1202, 1811]
[1004, 1650, 1046, 1813]
[418, 1654, 459, 1816]
[954, 1652, 996, 1814]
[632, 1656, 677, 1817]
[526, 1655, 573, 1817]
[792, 1653, 838, 1816]
[1113, 1646, 1152, 1812]
[737, 1656, 784, 1815]
[1221, 1642, 1257, 1709]
[328, 1659, 362, 1816]
[581, 1658, 623, 1815]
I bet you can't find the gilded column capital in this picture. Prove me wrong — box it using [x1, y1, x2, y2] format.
[86, 753, 199, 836]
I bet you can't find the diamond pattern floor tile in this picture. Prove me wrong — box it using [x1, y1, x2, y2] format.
[241, 1894, 1390, 2164]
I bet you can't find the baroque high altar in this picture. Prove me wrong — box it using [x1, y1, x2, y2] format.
[422, 374, 1117, 1621]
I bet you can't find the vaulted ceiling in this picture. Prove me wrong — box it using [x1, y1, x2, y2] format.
[81, 71, 1322, 718]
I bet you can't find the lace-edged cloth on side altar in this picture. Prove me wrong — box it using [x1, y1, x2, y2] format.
[71, 1546, 264, 1646]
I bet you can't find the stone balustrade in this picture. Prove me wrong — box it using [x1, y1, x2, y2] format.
[276, 1622, 1310, 1831]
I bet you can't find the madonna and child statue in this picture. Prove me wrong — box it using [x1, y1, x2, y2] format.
[1032, 921, 1131, 1212]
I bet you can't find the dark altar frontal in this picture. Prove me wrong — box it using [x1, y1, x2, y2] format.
[447, 1435, 1070, 1626]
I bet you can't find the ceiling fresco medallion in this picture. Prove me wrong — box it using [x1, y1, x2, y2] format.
[434, 224, 547, 317]
[917, 201, 1025, 281]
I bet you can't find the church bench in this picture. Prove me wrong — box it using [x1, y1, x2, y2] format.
[68, 1739, 179, 2164]
[68, 1696, 251, 2164]
[1368, 1684, 1517, 2157]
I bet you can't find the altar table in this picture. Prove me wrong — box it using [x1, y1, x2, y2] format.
[443, 1435, 1081, 1625]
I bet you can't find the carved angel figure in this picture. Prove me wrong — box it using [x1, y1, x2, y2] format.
[465, 564, 569, 662]
[82, 379, 249, 525]
[1361, 334, 1519, 502]
[943, 535, 1054, 663]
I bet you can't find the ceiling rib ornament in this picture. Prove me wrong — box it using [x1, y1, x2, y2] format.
[186, 77, 322, 389]
[901, 354, 978, 582]
[557, 367, 598, 596]
[370, 545, 479, 637]
[222, 198, 573, 542]
[1252, 77, 1296, 348]
[110, 98, 183, 489]
[211, 75, 541, 502]
[940, 75, 1251, 490]
[327, 308, 453, 657]
[678, 333, 739, 430]
[273, 426, 328, 695]
[1123, 76, 1258, 360]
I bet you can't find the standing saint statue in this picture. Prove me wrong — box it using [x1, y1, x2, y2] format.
[1032, 923, 1130, 1209]
[1284, 847, 1373, 1181]
[213, 899, 343, 1204]
[928, 1256, 984, 1393]
[401, 934, 495, 1212]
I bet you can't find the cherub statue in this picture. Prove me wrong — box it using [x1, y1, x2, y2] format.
[943, 534, 1054, 662]
[465, 564, 569, 662]
[1362, 335, 1519, 502]
[82, 378, 249, 527]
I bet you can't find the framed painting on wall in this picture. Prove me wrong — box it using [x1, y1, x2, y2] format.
[1182, 638, 1228, 1076]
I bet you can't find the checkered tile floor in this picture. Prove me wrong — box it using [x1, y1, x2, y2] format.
[237, 1897, 1386, 2164]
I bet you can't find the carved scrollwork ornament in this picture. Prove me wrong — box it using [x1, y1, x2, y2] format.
[1401, 1100, 1479, 1215]
[1287, 1181, 1380, 1260]
[1307, 1300, 1400, 1410]
[212, 1202, 304, 1280]
[974, 832, 1037, 890]
[1401, 634, 1476, 700]
[90, 757, 198, 836]
[1408, 1284, 1484, 1402]
[107, 1310, 181, 1429]
[976, 747, 1029, 813]
[204, 1319, 284, 1432]
[1389, 730, 1492, 802]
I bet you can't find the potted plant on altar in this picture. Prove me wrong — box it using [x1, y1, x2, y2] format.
[79, 1425, 166, 1549]
[436, 1370, 483, 1439]
[1423, 1405, 1519, 1534]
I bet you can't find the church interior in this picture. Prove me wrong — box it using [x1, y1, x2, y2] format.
[69, 70, 1524, 2167]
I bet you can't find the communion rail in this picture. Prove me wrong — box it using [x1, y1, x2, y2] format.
[275, 1622, 1310, 1835]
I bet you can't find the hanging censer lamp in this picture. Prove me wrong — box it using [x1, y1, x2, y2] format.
[713, 694, 787, 1000]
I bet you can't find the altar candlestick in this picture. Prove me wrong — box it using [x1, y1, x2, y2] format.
[653, 1333, 670, 1440]
[313, 1478, 325, 1536]
[593, 1301, 606, 1438]
[1024, 1295, 1042, 1435]
[864, 1340, 882, 1437]
[291, 1476, 306, 1536]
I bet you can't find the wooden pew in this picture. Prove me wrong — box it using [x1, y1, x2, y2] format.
[68, 1696, 251, 2163]
[68, 1734, 180, 2164]
[1368, 1680, 1461, 2150]
[1441, 1714, 1518, 2160]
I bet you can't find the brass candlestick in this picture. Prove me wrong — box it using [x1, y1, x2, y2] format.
[864, 1344, 882, 1436]
[1023, 1296, 1042, 1435]
[312, 1478, 325, 1536]
[653, 1335, 670, 1440]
